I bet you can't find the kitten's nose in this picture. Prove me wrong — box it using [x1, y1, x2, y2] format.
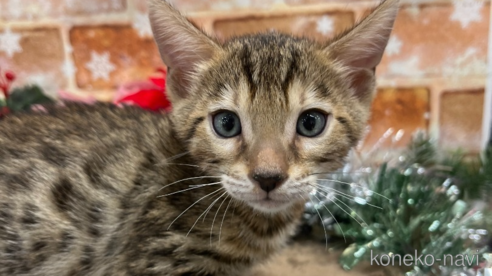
[252, 173, 286, 193]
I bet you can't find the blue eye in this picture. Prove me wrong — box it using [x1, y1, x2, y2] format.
[212, 111, 242, 138]
[296, 110, 327, 137]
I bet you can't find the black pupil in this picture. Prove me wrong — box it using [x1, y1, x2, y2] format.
[302, 113, 318, 131]
[221, 114, 236, 131]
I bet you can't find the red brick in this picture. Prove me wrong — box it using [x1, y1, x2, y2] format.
[70, 25, 164, 90]
[378, 2, 490, 78]
[440, 90, 484, 152]
[214, 12, 354, 41]
[0, 27, 67, 98]
[362, 88, 430, 151]
[0, 0, 126, 20]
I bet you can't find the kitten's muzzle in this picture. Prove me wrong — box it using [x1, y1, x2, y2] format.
[251, 173, 287, 193]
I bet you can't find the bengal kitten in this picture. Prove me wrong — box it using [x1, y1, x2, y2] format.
[0, 0, 399, 275]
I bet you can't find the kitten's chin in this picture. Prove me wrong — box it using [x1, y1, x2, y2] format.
[247, 199, 293, 213]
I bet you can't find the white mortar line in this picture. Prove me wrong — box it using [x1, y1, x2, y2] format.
[483, 2, 492, 149]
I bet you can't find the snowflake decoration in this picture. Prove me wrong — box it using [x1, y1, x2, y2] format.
[388, 56, 423, 77]
[62, 59, 77, 78]
[385, 35, 403, 56]
[0, 28, 22, 58]
[133, 12, 153, 38]
[441, 47, 487, 77]
[85, 51, 116, 81]
[316, 16, 334, 36]
[450, 0, 484, 28]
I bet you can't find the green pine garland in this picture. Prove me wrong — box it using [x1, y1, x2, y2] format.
[303, 134, 492, 275]
[5, 85, 54, 111]
[1, 85, 54, 118]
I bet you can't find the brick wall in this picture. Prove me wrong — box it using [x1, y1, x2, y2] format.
[0, 0, 489, 152]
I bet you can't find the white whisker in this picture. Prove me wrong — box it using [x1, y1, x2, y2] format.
[310, 183, 383, 210]
[167, 163, 201, 168]
[310, 193, 346, 243]
[210, 195, 229, 246]
[300, 193, 328, 249]
[186, 191, 228, 237]
[157, 182, 222, 198]
[164, 151, 190, 162]
[189, 183, 222, 188]
[310, 171, 370, 176]
[329, 196, 365, 227]
[317, 178, 390, 201]
[158, 176, 222, 192]
[219, 197, 233, 245]
[310, 184, 356, 199]
[332, 197, 368, 227]
[202, 193, 225, 223]
[167, 188, 224, 230]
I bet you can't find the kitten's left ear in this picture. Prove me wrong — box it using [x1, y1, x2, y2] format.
[324, 0, 399, 104]
[149, 0, 221, 102]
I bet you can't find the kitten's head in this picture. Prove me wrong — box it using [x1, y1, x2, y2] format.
[149, 0, 399, 213]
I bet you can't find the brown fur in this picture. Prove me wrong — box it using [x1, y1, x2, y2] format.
[0, 0, 399, 275]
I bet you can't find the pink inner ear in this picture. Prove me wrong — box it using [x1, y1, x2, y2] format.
[167, 69, 193, 100]
[346, 50, 385, 70]
[149, 0, 221, 101]
[347, 68, 375, 104]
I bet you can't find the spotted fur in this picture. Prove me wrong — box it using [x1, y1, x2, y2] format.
[0, 0, 399, 275]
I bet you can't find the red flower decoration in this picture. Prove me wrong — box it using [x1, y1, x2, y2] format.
[0, 68, 15, 99]
[114, 68, 171, 112]
[0, 67, 16, 118]
[5, 72, 15, 82]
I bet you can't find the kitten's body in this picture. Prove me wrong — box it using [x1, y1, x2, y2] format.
[0, 0, 399, 275]
[0, 104, 303, 275]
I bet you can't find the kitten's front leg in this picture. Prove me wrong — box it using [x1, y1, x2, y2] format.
[122, 233, 247, 276]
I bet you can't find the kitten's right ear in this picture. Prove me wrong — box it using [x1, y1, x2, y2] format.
[149, 0, 221, 101]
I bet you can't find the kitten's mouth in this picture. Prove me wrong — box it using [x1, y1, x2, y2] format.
[248, 198, 290, 211]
